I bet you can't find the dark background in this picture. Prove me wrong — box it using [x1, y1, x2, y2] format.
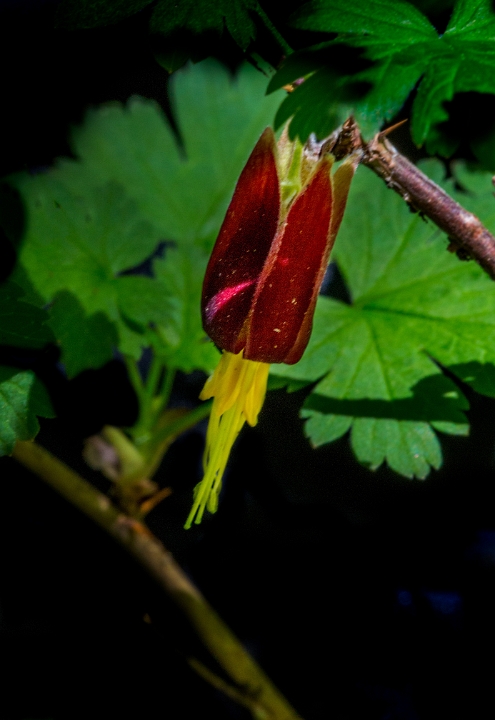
[2, 1, 495, 718]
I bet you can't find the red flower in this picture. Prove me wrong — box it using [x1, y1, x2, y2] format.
[202, 127, 355, 364]
[185, 127, 356, 528]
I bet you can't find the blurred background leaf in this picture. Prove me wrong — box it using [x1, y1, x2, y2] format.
[0, 367, 54, 456]
[55, 0, 153, 29]
[6, 60, 284, 372]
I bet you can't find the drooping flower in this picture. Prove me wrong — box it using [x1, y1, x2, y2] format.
[185, 127, 356, 528]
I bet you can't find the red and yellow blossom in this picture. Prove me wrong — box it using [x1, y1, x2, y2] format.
[185, 127, 356, 528]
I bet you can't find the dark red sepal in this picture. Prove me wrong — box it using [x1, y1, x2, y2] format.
[244, 157, 333, 364]
[201, 128, 280, 354]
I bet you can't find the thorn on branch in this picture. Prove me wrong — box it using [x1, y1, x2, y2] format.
[447, 238, 472, 261]
[324, 118, 495, 281]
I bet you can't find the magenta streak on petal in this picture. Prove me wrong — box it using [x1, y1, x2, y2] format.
[204, 279, 256, 324]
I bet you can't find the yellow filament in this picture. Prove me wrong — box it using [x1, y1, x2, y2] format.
[184, 350, 270, 528]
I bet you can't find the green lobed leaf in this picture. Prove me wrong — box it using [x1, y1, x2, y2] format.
[0, 281, 53, 348]
[8, 60, 283, 373]
[445, 0, 494, 36]
[115, 244, 219, 374]
[48, 291, 119, 378]
[12, 177, 161, 359]
[0, 276, 55, 452]
[272, 161, 495, 479]
[151, 0, 258, 51]
[281, 0, 495, 150]
[55, 0, 153, 29]
[292, 0, 437, 48]
[146, 246, 220, 373]
[150, 0, 291, 57]
[62, 60, 285, 247]
[269, 44, 429, 141]
[409, 59, 458, 147]
[0, 367, 54, 456]
[273, 66, 366, 142]
[56, 0, 291, 59]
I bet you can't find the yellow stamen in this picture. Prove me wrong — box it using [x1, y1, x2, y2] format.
[184, 350, 270, 528]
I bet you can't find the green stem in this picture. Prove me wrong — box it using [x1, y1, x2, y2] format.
[125, 356, 145, 399]
[254, 3, 293, 55]
[127, 353, 169, 442]
[151, 366, 177, 427]
[12, 440, 302, 720]
[145, 353, 164, 402]
[159, 366, 176, 410]
[135, 353, 166, 434]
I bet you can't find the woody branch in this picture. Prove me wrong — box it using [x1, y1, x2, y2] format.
[325, 118, 495, 281]
[11, 440, 302, 720]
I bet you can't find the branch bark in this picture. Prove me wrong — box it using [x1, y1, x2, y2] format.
[12, 440, 302, 720]
[327, 118, 495, 280]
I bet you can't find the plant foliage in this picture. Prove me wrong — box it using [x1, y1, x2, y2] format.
[0, 282, 54, 455]
[55, 0, 287, 59]
[3, 47, 495, 478]
[272, 161, 495, 477]
[268, 0, 495, 153]
[0, 60, 283, 452]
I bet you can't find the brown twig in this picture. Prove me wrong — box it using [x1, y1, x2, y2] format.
[328, 118, 495, 280]
[11, 440, 302, 720]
